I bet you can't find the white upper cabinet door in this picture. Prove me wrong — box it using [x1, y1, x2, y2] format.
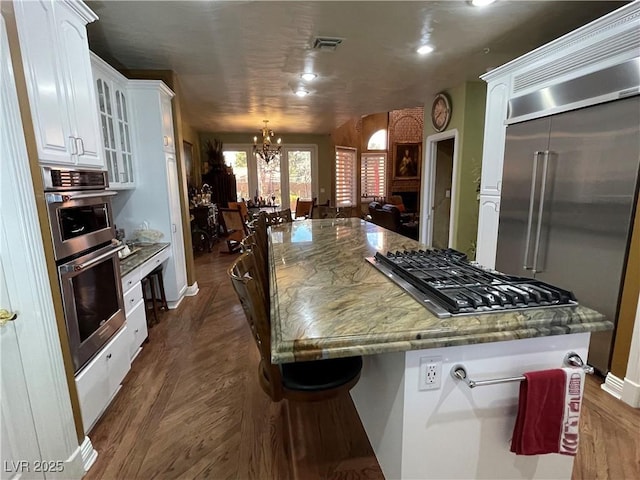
[13, 0, 74, 165]
[54, 2, 102, 167]
[95, 77, 120, 183]
[90, 54, 136, 188]
[114, 87, 135, 185]
[160, 94, 175, 152]
[14, 0, 102, 168]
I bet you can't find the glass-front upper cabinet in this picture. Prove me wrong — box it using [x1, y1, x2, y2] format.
[90, 53, 135, 189]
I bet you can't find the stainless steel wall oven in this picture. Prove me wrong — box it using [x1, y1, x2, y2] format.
[43, 167, 125, 372]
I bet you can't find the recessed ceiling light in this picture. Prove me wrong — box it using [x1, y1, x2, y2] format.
[295, 88, 309, 97]
[471, 0, 496, 6]
[300, 73, 317, 82]
[417, 45, 434, 55]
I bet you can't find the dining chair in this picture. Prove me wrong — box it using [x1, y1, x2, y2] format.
[219, 207, 249, 253]
[294, 198, 314, 219]
[240, 232, 269, 299]
[228, 251, 363, 402]
[228, 201, 250, 223]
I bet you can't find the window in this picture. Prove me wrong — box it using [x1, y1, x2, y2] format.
[222, 144, 317, 209]
[335, 146, 357, 206]
[223, 151, 249, 201]
[361, 153, 386, 198]
[367, 129, 387, 150]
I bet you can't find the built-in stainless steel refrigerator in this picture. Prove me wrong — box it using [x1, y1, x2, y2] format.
[496, 95, 640, 374]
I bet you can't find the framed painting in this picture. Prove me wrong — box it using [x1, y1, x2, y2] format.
[393, 142, 421, 179]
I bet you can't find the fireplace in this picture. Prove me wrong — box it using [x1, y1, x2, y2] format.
[392, 191, 418, 213]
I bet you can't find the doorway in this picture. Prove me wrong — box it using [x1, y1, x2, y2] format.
[223, 145, 318, 210]
[420, 130, 459, 247]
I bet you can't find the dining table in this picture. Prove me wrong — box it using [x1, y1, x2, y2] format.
[266, 218, 609, 480]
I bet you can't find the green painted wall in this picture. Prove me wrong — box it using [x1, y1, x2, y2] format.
[198, 131, 333, 205]
[425, 81, 486, 258]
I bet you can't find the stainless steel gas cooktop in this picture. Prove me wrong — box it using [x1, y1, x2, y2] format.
[366, 249, 578, 318]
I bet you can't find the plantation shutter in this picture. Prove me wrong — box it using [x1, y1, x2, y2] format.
[335, 146, 357, 206]
[361, 153, 386, 198]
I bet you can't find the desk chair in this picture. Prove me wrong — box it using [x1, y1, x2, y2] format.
[228, 251, 362, 402]
[219, 208, 249, 253]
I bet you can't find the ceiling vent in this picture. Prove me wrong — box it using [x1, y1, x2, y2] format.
[312, 37, 343, 51]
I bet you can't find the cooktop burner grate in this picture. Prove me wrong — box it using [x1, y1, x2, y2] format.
[366, 249, 577, 318]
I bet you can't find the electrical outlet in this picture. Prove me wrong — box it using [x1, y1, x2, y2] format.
[418, 356, 442, 391]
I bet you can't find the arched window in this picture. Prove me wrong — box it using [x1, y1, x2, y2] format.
[367, 129, 387, 150]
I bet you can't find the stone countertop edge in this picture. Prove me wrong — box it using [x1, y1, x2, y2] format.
[271, 304, 611, 364]
[265, 219, 613, 364]
[119, 242, 170, 277]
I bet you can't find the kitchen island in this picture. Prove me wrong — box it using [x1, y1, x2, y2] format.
[268, 219, 612, 479]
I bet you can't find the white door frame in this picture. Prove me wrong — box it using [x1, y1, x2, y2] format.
[420, 129, 460, 247]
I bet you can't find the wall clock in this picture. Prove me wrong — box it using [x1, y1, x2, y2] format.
[431, 93, 452, 132]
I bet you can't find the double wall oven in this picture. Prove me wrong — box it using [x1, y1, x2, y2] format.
[43, 167, 125, 373]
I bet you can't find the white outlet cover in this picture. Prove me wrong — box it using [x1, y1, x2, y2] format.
[418, 356, 442, 391]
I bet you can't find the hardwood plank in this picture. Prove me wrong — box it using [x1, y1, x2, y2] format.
[85, 245, 640, 480]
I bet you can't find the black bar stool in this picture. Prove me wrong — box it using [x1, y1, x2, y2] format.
[142, 265, 168, 326]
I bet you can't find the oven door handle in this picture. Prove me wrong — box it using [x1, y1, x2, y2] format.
[65, 191, 118, 200]
[74, 246, 124, 271]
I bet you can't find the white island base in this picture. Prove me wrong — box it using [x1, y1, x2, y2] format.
[351, 333, 590, 479]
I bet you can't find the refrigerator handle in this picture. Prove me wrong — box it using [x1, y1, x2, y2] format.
[523, 152, 541, 270]
[532, 151, 551, 273]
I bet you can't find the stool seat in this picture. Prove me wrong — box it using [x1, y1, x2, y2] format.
[142, 265, 168, 326]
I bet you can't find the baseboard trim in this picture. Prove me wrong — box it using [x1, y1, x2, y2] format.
[622, 377, 640, 408]
[602, 372, 624, 399]
[79, 436, 98, 472]
[167, 296, 184, 310]
[185, 282, 199, 296]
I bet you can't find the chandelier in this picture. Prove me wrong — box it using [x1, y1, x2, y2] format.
[253, 120, 282, 163]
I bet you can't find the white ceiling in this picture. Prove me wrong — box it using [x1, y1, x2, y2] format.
[86, 1, 626, 134]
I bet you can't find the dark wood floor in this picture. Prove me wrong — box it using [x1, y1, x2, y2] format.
[85, 244, 639, 480]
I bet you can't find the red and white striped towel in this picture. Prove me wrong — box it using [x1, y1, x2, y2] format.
[510, 367, 585, 456]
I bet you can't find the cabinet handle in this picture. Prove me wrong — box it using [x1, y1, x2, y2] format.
[163, 136, 169, 146]
[134, 328, 139, 333]
[69, 136, 77, 155]
[106, 353, 112, 360]
[76, 137, 85, 156]
[130, 298, 135, 303]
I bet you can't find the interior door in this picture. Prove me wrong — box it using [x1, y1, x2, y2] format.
[535, 97, 640, 371]
[495, 116, 551, 277]
[166, 154, 187, 298]
[431, 138, 454, 249]
[1, 257, 44, 480]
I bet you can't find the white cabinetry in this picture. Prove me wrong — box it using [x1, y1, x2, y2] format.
[75, 326, 130, 434]
[90, 53, 135, 188]
[119, 81, 187, 305]
[121, 274, 147, 360]
[13, 0, 103, 168]
[160, 94, 175, 152]
[476, 3, 640, 268]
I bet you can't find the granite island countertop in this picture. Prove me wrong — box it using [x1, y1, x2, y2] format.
[119, 242, 170, 277]
[269, 218, 612, 363]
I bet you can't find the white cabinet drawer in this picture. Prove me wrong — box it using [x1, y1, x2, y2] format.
[121, 268, 141, 292]
[106, 325, 131, 394]
[127, 301, 148, 360]
[123, 282, 143, 316]
[139, 248, 171, 279]
[75, 348, 109, 433]
[75, 325, 130, 433]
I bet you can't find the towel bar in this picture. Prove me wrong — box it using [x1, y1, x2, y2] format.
[451, 352, 594, 389]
